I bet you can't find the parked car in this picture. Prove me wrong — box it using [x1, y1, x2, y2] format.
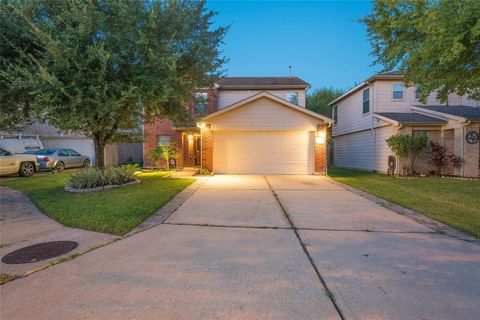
[0, 147, 39, 177]
[26, 148, 90, 172]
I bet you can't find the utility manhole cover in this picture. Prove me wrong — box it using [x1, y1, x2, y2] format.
[1, 241, 78, 264]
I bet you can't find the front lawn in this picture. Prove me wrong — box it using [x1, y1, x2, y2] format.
[328, 168, 480, 239]
[0, 171, 194, 236]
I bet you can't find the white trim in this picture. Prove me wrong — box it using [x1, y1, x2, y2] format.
[372, 114, 399, 126]
[201, 91, 333, 123]
[328, 81, 368, 106]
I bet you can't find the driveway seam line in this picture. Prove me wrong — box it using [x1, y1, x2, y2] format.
[263, 176, 347, 320]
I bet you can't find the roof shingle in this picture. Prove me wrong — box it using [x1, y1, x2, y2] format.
[414, 105, 480, 120]
[216, 77, 310, 89]
[374, 112, 447, 124]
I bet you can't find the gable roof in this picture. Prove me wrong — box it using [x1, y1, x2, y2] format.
[328, 70, 405, 106]
[216, 77, 310, 89]
[412, 105, 480, 121]
[374, 112, 447, 125]
[200, 91, 332, 123]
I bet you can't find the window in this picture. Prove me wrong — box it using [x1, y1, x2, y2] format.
[333, 105, 338, 124]
[58, 149, 69, 156]
[0, 147, 11, 156]
[415, 85, 421, 100]
[393, 83, 404, 99]
[362, 88, 370, 114]
[67, 149, 80, 156]
[194, 92, 208, 116]
[156, 135, 170, 147]
[285, 92, 299, 105]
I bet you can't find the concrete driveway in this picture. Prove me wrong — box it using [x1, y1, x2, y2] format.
[1, 175, 479, 320]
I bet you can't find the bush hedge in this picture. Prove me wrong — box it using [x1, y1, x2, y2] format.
[67, 165, 138, 189]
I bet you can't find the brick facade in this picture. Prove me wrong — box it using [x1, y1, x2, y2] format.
[314, 126, 327, 175]
[201, 124, 213, 172]
[207, 88, 218, 114]
[143, 119, 175, 168]
[143, 88, 218, 169]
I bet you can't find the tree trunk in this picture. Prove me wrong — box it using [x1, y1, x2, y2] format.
[93, 135, 106, 169]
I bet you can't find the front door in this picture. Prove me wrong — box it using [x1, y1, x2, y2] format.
[194, 136, 201, 167]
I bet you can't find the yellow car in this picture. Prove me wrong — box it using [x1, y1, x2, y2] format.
[0, 147, 39, 177]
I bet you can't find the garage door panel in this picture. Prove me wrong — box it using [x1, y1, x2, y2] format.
[213, 132, 313, 174]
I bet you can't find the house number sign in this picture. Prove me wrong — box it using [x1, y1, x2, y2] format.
[466, 131, 479, 144]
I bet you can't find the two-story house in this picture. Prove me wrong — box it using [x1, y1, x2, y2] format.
[143, 77, 332, 174]
[329, 71, 480, 177]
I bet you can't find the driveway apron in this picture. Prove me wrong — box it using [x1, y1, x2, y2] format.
[1, 175, 479, 320]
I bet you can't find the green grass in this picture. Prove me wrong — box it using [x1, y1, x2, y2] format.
[328, 168, 480, 239]
[0, 171, 194, 236]
[0, 274, 16, 285]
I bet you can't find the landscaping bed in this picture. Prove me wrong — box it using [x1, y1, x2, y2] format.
[328, 168, 480, 239]
[0, 171, 194, 236]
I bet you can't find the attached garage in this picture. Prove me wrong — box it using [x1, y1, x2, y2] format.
[213, 131, 314, 174]
[199, 92, 332, 175]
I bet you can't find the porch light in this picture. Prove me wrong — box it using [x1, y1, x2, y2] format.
[315, 130, 326, 144]
[197, 122, 206, 129]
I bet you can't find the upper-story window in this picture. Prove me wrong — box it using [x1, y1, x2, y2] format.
[393, 83, 404, 99]
[193, 92, 208, 116]
[333, 105, 338, 124]
[415, 85, 421, 100]
[362, 88, 370, 114]
[285, 92, 299, 105]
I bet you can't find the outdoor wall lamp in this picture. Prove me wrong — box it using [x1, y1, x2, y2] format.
[315, 130, 326, 144]
[196, 122, 206, 129]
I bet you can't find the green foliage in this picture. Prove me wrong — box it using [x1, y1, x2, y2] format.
[386, 134, 427, 175]
[1, 171, 193, 235]
[427, 141, 465, 175]
[361, 0, 480, 102]
[196, 168, 211, 175]
[0, 0, 227, 167]
[306, 87, 344, 118]
[147, 142, 179, 170]
[67, 165, 137, 189]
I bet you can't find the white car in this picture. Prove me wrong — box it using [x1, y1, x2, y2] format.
[0, 147, 39, 177]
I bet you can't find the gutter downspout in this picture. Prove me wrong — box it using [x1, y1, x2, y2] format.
[461, 120, 471, 177]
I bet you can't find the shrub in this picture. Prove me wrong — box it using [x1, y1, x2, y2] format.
[426, 141, 451, 176]
[448, 154, 465, 169]
[67, 165, 137, 189]
[386, 134, 427, 175]
[146, 143, 179, 171]
[196, 168, 211, 175]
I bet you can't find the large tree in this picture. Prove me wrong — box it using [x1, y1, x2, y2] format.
[362, 0, 480, 102]
[0, 0, 227, 167]
[306, 87, 344, 118]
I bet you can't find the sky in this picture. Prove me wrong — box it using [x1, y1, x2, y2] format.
[206, 0, 381, 91]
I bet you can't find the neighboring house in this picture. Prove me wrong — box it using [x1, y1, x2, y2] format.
[143, 77, 332, 174]
[329, 71, 480, 177]
[18, 122, 143, 166]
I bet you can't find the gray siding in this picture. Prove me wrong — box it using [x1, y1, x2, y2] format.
[334, 130, 373, 171]
[373, 125, 397, 173]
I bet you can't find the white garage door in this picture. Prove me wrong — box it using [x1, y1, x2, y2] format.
[213, 131, 314, 174]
